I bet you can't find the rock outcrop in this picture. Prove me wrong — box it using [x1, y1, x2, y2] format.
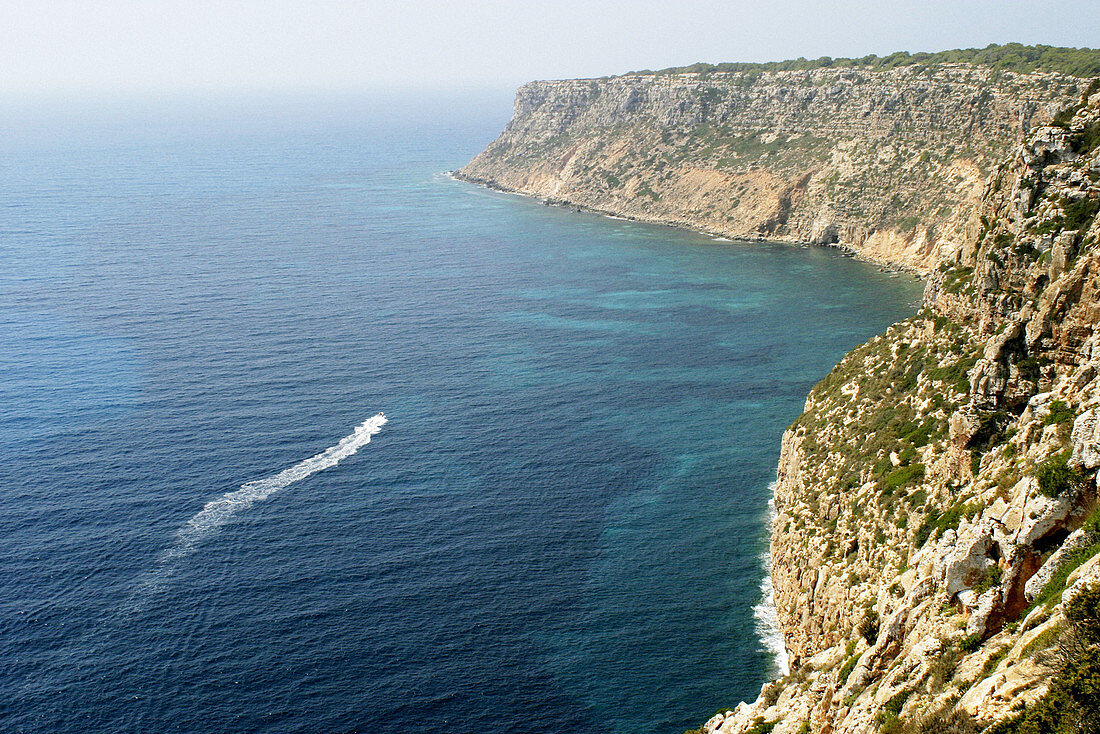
[459, 65, 1092, 273]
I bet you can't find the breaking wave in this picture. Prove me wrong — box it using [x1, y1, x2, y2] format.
[752, 487, 790, 676]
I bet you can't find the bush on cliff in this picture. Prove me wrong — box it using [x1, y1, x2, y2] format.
[986, 583, 1100, 734]
[1026, 509, 1100, 613]
[1035, 452, 1083, 498]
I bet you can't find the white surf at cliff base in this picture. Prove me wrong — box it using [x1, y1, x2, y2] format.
[753, 489, 790, 676]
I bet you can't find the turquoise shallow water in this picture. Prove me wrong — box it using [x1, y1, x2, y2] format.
[0, 93, 923, 733]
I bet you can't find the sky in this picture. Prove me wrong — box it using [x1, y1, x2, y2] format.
[1, 0, 1098, 97]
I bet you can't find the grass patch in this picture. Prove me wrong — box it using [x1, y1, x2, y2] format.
[974, 565, 1004, 594]
[941, 265, 975, 294]
[1026, 541, 1100, 614]
[877, 689, 912, 734]
[958, 632, 984, 653]
[743, 718, 778, 734]
[882, 463, 926, 491]
[989, 583, 1100, 731]
[1035, 196, 1100, 236]
[1021, 623, 1064, 659]
[837, 640, 859, 687]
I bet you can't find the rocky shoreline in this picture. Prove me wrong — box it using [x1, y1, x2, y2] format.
[450, 169, 913, 275]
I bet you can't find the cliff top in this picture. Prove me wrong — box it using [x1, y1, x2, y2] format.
[622, 43, 1100, 80]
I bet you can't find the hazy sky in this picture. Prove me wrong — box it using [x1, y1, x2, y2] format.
[2, 0, 1098, 96]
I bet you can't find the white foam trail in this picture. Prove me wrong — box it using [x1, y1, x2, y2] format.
[168, 413, 387, 561]
[752, 487, 790, 676]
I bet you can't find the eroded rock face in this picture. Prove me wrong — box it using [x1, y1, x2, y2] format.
[1072, 406, 1100, 468]
[1026, 527, 1091, 601]
[460, 65, 1087, 273]
[708, 91, 1100, 734]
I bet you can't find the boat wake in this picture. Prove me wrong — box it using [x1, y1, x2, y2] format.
[170, 412, 387, 558]
[133, 413, 387, 601]
[752, 488, 790, 676]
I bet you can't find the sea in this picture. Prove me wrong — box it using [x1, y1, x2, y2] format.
[0, 90, 923, 733]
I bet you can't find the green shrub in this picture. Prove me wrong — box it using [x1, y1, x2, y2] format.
[837, 653, 859, 687]
[878, 688, 913, 734]
[942, 266, 975, 294]
[1063, 196, 1100, 232]
[979, 645, 1011, 679]
[988, 586, 1100, 734]
[1036, 452, 1083, 497]
[1025, 535, 1100, 613]
[924, 356, 976, 385]
[1071, 118, 1100, 156]
[859, 608, 880, 644]
[743, 717, 778, 734]
[970, 451, 983, 476]
[973, 565, 1003, 594]
[646, 45, 1100, 78]
[958, 633, 984, 653]
[915, 501, 981, 548]
[1066, 583, 1100, 643]
[1044, 400, 1075, 426]
[1021, 623, 1064, 659]
[883, 463, 926, 490]
[928, 644, 963, 692]
[1035, 196, 1100, 236]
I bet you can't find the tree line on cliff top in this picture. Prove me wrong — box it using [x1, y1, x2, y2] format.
[632, 43, 1100, 79]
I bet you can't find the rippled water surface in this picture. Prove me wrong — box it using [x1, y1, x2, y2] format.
[0, 93, 922, 733]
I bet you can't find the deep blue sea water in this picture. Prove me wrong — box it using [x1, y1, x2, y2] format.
[0, 92, 922, 734]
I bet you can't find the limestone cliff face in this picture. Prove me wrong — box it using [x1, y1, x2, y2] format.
[706, 89, 1100, 734]
[459, 66, 1089, 273]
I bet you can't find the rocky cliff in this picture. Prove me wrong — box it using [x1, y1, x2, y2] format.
[461, 52, 1100, 733]
[458, 64, 1091, 273]
[704, 85, 1100, 734]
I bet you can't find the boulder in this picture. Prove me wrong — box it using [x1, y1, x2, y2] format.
[938, 523, 994, 598]
[950, 407, 981, 448]
[1013, 486, 1075, 547]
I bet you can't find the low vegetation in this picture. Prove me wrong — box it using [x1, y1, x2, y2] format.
[638, 44, 1100, 79]
[1027, 508, 1100, 613]
[986, 584, 1100, 734]
[1036, 451, 1085, 498]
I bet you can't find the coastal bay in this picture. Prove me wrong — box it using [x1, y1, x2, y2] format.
[0, 93, 921, 733]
